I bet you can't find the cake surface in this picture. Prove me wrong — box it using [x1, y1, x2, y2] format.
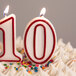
[0, 37, 76, 76]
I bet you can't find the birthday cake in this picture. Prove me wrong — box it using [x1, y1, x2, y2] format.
[0, 37, 76, 76]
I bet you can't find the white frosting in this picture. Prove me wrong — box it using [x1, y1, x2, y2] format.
[15, 67, 32, 76]
[0, 38, 76, 76]
[38, 66, 49, 76]
[16, 37, 24, 50]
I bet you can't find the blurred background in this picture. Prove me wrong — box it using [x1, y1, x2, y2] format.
[0, 0, 76, 47]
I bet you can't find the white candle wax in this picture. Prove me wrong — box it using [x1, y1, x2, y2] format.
[24, 8, 57, 64]
[0, 14, 21, 62]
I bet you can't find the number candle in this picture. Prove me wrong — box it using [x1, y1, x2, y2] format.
[24, 8, 57, 64]
[0, 5, 21, 62]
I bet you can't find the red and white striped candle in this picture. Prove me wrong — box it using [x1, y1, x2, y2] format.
[24, 8, 57, 64]
[0, 5, 21, 62]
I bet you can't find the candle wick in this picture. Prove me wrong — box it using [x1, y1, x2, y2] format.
[40, 14, 44, 17]
[3, 13, 7, 17]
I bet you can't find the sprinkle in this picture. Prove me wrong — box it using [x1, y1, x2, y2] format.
[10, 63, 13, 65]
[34, 69, 38, 72]
[22, 61, 24, 64]
[27, 61, 32, 64]
[28, 71, 32, 74]
[17, 62, 21, 65]
[32, 64, 35, 66]
[5, 65, 9, 69]
[14, 67, 16, 70]
[3, 64, 7, 66]
[5, 67, 8, 69]
[16, 68, 18, 70]
[18, 50, 21, 53]
[24, 65, 27, 68]
[29, 65, 32, 68]
[42, 66, 45, 69]
[14, 67, 18, 71]
[35, 64, 39, 67]
[5, 66, 9, 69]
[31, 67, 34, 70]
[34, 67, 38, 70]
[40, 66, 42, 68]
[47, 63, 49, 66]
[21, 49, 24, 54]
[49, 59, 53, 62]
[24, 64, 27, 66]
[45, 64, 47, 67]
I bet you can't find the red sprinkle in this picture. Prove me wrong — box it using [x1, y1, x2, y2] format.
[5, 67, 8, 69]
[35, 64, 39, 67]
[29, 65, 32, 67]
[27, 61, 32, 64]
[50, 59, 53, 62]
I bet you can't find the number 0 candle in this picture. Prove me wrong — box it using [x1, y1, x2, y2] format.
[24, 8, 57, 64]
[0, 5, 21, 62]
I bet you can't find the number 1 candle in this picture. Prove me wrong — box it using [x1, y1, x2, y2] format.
[24, 8, 57, 64]
[0, 5, 21, 62]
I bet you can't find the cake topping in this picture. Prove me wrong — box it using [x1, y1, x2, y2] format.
[0, 38, 76, 76]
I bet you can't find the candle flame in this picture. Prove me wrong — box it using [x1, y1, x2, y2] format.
[3, 5, 9, 16]
[40, 7, 46, 17]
